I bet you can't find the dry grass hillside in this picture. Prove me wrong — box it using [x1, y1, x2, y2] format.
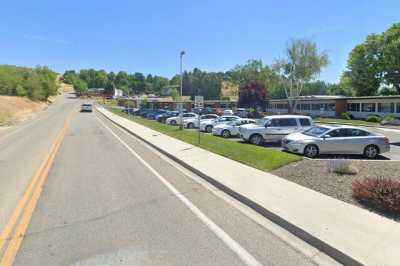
[0, 96, 48, 125]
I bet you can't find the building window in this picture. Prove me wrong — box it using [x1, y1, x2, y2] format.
[397, 103, 400, 113]
[299, 103, 310, 110]
[326, 103, 335, 111]
[348, 103, 360, 112]
[276, 103, 288, 110]
[377, 103, 394, 113]
[361, 103, 376, 112]
[311, 104, 323, 111]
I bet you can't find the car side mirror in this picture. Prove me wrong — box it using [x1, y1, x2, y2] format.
[264, 124, 268, 128]
[323, 134, 331, 139]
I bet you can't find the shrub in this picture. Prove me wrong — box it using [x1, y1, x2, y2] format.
[327, 159, 358, 175]
[340, 112, 353, 120]
[381, 115, 400, 126]
[352, 177, 400, 214]
[366, 115, 381, 123]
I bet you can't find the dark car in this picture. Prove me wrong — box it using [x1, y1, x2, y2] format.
[139, 109, 151, 118]
[123, 107, 138, 115]
[156, 111, 179, 123]
[147, 110, 167, 120]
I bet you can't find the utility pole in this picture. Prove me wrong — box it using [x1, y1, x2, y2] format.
[179, 51, 185, 129]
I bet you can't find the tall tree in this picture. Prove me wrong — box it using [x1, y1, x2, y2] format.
[381, 23, 400, 93]
[346, 35, 382, 96]
[274, 39, 329, 111]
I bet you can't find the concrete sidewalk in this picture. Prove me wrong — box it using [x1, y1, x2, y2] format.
[98, 106, 400, 266]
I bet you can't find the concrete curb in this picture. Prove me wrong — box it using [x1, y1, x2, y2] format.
[97, 108, 363, 266]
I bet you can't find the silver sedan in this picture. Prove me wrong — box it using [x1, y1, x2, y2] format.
[282, 125, 390, 158]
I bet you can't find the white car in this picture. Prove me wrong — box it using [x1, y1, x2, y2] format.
[182, 114, 219, 128]
[81, 103, 93, 112]
[212, 119, 255, 138]
[200, 115, 240, 133]
[223, 109, 234, 115]
[239, 115, 314, 145]
[166, 112, 198, 125]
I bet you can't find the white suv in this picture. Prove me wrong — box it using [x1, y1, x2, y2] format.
[239, 115, 314, 145]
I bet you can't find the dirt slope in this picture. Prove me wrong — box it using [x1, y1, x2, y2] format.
[0, 96, 48, 125]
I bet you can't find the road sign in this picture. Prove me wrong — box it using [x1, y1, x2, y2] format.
[194, 96, 204, 108]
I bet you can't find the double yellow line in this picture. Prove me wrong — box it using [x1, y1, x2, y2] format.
[0, 112, 73, 266]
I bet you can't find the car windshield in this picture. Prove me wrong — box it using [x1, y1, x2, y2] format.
[303, 126, 330, 136]
[256, 118, 268, 126]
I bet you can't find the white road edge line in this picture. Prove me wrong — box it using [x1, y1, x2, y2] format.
[95, 115, 262, 266]
[97, 112, 340, 266]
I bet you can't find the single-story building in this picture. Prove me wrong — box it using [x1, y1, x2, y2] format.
[266, 95, 400, 118]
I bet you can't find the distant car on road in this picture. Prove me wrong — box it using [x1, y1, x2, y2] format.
[182, 114, 219, 128]
[212, 118, 255, 138]
[200, 115, 240, 133]
[239, 115, 314, 145]
[282, 125, 390, 158]
[81, 103, 93, 112]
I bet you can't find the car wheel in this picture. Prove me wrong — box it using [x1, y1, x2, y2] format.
[171, 120, 177, 125]
[303, 144, 319, 158]
[364, 145, 379, 159]
[187, 122, 195, 129]
[222, 130, 231, 138]
[249, 134, 263, 145]
[206, 125, 213, 133]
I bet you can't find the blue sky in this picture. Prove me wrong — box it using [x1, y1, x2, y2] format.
[0, 0, 399, 82]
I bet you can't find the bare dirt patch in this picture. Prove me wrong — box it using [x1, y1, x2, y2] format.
[272, 160, 400, 219]
[0, 96, 48, 125]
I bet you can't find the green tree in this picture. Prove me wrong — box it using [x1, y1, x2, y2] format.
[170, 88, 179, 101]
[381, 23, 400, 93]
[72, 78, 88, 95]
[346, 35, 382, 96]
[274, 39, 329, 111]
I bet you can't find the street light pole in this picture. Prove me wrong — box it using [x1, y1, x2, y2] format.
[179, 51, 185, 129]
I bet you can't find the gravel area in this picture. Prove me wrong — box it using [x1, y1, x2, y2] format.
[272, 160, 400, 220]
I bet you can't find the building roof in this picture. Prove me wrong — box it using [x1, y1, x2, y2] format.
[269, 94, 400, 102]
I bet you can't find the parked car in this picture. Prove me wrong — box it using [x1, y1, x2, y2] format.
[235, 108, 249, 118]
[139, 108, 151, 117]
[212, 118, 255, 138]
[223, 109, 234, 115]
[156, 111, 179, 123]
[123, 107, 139, 115]
[81, 103, 93, 112]
[166, 112, 198, 125]
[282, 125, 390, 158]
[239, 115, 314, 145]
[182, 114, 219, 128]
[146, 109, 168, 120]
[200, 115, 240, 133]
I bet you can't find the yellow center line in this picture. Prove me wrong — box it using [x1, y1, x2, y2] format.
[0, 111, 74, 266]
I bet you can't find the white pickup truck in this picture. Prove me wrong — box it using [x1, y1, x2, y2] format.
[239, 115, 314, 145]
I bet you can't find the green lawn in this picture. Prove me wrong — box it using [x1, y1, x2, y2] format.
[110, 108, 302, 171]
[315, 117, 379, 127]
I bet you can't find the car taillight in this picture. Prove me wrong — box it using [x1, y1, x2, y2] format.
[384, 137, 389, 144]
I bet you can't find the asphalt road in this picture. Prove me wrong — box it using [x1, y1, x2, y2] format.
[0, 95, 338, 265]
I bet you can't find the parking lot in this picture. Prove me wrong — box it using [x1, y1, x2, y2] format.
[187, 125, 400, 161]
[121, 107, 400, 161]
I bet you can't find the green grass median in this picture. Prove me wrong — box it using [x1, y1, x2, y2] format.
[110, 108, 302, 171]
